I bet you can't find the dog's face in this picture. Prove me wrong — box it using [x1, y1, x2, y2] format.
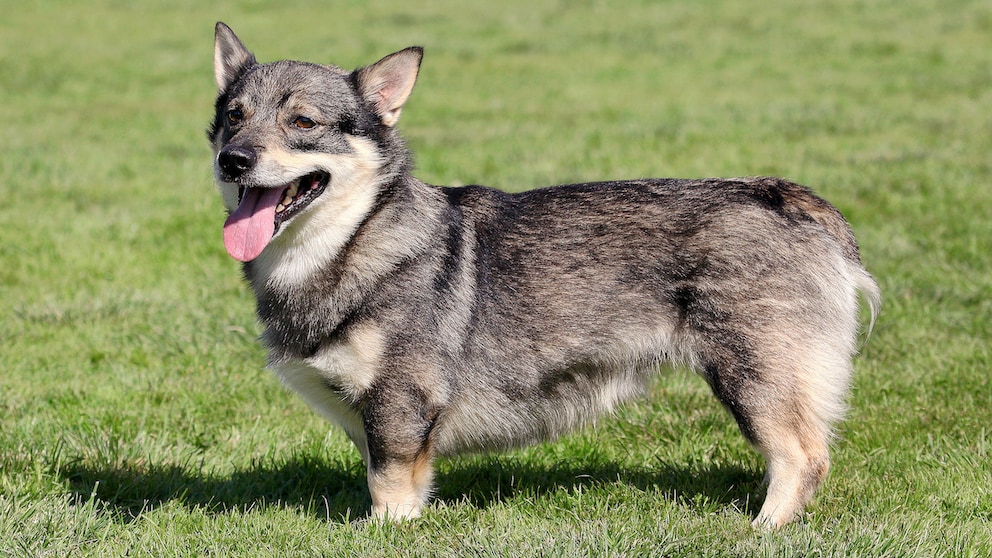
[209, 23, 422, 262]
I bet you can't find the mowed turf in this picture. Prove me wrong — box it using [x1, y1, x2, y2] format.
[1, 0, 990, 555]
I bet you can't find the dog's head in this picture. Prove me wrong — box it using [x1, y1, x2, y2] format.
[208, 22, 422, 262]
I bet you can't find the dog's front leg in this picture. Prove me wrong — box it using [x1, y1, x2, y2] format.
[362, 388, 439, 521]
[366, 447, 435, 521]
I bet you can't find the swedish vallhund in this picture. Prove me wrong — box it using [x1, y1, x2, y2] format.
[208, 22, 879, 528]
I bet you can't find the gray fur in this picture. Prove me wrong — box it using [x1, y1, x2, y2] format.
[208, 22, 880, 527]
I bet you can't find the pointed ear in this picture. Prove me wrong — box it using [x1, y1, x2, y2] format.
[354, 47, 423, 127]
[214, 22, 257, 92]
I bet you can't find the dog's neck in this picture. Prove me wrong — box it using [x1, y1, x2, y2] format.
[246, 176, 445, 360]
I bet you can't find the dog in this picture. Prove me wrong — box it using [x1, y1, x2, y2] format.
[208, 22, 879, 528]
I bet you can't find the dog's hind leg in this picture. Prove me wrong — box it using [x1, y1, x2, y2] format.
[697, 335, 851, 528]
[751, 427, 831, 529]
[759, 340, 856, 528]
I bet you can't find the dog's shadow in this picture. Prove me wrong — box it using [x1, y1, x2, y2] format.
[60, 451, 761, 523]
[436, 455, 760, 514]
[61, 454, 370, 523]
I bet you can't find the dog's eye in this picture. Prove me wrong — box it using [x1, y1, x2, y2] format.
[227, 109, 244, 126]
[293, 116, 317, 129]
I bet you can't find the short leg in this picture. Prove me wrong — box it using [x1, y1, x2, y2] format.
[367, 447, 435, 521]
[699, 341, 850, 528]
[361, 383, 440, 522]
[750, 356, 853, 528]
[751, 426, 831, 528]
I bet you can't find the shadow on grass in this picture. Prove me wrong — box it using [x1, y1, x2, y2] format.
[60, 453, 371, 523]
[60, 451, 762, 523]
[436, 455, 761, 515]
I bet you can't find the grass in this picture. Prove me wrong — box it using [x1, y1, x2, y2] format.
[2, 0, 990, 555]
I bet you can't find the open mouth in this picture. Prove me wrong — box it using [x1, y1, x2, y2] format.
[222, 171, 330, 262]
[242, 171, 330, 232]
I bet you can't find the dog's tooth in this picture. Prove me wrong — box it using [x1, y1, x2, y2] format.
[276, 203, 285, 213]
[287, 183, 298, 197]
[282, 195, 293, 206]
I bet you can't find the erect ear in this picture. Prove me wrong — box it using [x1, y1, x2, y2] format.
[354, 47, 423, 127]
[214, 22, 257, 92]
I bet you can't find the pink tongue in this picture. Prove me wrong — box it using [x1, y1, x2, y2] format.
[222, 187, 285, 262]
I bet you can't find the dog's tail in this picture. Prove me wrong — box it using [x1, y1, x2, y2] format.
[851, 262, 881, 340]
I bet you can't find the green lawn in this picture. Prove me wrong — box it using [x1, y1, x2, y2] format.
[2, 0, 990, 555]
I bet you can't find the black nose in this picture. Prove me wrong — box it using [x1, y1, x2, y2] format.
[218, 146, 257, 179]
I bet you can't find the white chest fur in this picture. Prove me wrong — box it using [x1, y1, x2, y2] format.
[268, 334, 384, 463]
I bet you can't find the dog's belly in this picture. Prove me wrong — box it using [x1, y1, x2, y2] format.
[429, 323, 689, 454]
[432, 363, 653, 455]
